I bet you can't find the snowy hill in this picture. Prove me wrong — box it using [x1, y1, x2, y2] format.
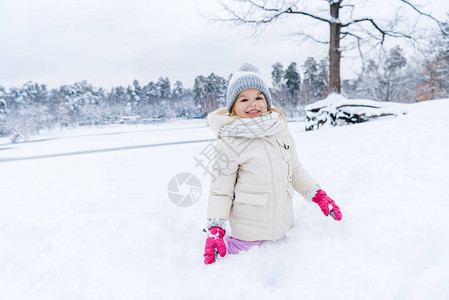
[1, 99, 448, 299]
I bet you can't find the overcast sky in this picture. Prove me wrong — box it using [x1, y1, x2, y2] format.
[0, 0, 447, 89]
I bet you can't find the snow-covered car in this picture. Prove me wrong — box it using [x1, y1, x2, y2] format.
[305, 94, 408, 131]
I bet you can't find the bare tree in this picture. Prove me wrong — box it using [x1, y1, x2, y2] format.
[209, 0, 447, 93]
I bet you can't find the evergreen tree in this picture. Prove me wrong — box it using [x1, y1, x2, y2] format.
[316, 58, 329, 99]
[284, 62, 301, 106]
[193, 75, 206, 116]
[69, 81, 103, 125]
[157, 77, 171, 99]
[145, 81, 160, 108]
[270, 62, 288, 108]
[107, 86, 129, 119]
[384, 45, 407, 101]
[193, 73, 227, 116]
[385, 46, 407, 74]
[206, 73, 227, 110]
[132, 80, 142, 109]
[271, 62, 285, 88]
[172, 81, 184, 100]
[354, 59, 382, 100]
[48, 88, 69, 128]
[302, 57, 318, 104]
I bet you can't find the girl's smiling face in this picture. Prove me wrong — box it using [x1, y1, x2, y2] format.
[232, 88, 268, 118]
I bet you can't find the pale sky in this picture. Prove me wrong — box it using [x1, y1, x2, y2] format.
[0, 0, 447, 89]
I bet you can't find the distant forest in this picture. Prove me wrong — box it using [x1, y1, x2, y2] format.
[1, 34, 448, 142]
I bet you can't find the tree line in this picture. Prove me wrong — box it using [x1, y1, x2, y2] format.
[0, 32, 448, 142]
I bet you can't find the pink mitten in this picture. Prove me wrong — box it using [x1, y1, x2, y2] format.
[313, 190, 343, 221]
[204, 227, 226, 264]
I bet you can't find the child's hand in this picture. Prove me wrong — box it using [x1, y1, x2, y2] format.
[204, 227, 226, 264]
[312, 190, 343, 221]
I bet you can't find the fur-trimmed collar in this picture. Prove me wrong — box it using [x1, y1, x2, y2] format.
[207, 108, 236, 139]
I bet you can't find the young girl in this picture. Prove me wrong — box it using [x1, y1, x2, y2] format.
[203, 64, 342, 264]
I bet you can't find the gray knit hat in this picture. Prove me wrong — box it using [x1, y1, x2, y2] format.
[226, 63, 272, 113]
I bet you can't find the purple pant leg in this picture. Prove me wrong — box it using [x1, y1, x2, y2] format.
[224, 236, 263, 255]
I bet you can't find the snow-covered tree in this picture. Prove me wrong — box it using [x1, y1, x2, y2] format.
[302, 57, 328, 104]
[143, 81, 161, 117]
[270, 63, 288, 108]
[302, 57, 318, 105]
[193, 73, 227, 116]
[271, 62, 285, 88]
[2, 82, 50, 142]
[48, 88, 69, 128]
[354, 45, 413, 102]
[158, 77, 171, 100]
[105, 86, 128, 122]
[284, 62, 301, 107]
[172, 81, 184, 100]
[316, 58, 329, 99]
[193, 75, 206, 113]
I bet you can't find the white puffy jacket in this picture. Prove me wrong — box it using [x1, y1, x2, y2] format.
[207, 108, 318, 241]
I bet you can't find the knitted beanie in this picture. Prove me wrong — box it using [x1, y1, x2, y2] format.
[226, 63, 272, 113]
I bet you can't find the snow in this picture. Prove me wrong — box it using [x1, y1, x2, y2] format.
[305, 93, 409, 111]
[1, 99, 449, 299]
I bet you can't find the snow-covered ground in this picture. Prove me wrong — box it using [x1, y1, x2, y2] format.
[1, 100, 448, 299]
